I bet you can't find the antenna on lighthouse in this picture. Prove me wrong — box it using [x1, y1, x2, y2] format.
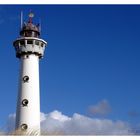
[39, 18, 41, 33]
[20, 11, 23, 29]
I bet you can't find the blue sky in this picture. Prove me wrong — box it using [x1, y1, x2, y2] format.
[0, 5, 140, 133]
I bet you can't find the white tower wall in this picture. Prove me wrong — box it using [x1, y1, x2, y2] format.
[16, 54, 40, 134]
[13, 13, 47, 135]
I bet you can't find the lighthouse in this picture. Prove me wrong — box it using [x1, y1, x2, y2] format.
[13, 12, 47, 135]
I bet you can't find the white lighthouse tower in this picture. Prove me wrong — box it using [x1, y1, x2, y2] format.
[13, 12, 47, 135]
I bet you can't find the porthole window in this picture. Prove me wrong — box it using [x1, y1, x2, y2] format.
[21, 124, 28, 130]
[22, 99, 29, 107]
[23, 76, 29, 83]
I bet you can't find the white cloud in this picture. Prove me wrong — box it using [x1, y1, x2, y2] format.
[6, 110, 133, 135]
[6, 113, 15, 133]
[88, 99, 111, 116]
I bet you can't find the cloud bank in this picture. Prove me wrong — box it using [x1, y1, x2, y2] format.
[6, 110, 133, 135]
[88, 99, 111, 116]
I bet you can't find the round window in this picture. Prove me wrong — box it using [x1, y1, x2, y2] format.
[22, 99, 29, 106]
[21, 124, 28, 130]
[23, 76, 29, 82]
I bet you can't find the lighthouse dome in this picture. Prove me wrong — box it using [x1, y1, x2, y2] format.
[20, 12, 40, 38]
[20, 22, 40, 38]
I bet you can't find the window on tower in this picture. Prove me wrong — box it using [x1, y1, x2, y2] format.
[14, 41, 19, 47]
[27, 40, 33, 44]
[25, 31, 32, 37]
[20, 40, 25, 46]
[41, 42, 44, 47]
[21, 124, 28, 130]
[22, 99, 29, 107]
[23, 76, 29, 83]
[35, 40, 39, 45]
[24, 31, 39, 37]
